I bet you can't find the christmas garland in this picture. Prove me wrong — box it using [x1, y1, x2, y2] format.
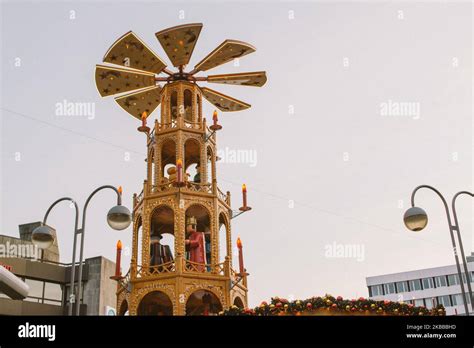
[220, 295, 446, 316]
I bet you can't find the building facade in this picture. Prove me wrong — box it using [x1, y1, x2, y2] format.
[366, 254, 474, 315]
[0, 222, 117, 315]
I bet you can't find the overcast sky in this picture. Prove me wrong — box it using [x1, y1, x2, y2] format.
[1, 0, 472, 306]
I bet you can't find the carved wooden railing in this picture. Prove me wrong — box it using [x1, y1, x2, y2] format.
[184, 260, 225, 275]
[186, 182, 212, 194]
[150, 181, 212, 195]
[183, 119, 203, 130]
[136, 260, 176, 278]
[117, 269, 131, 293]
[151, 180, 175, 193]
[135, 260, 225, 277]
[157, 119, 178, 132]
[133, 189, 144, 210]
[217, 187, 228, 203]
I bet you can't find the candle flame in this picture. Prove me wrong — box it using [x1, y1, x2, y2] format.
[242, 184, 247, 192]
[117, 240, 122, 250]
[237, 237, 242, 248]
[118, 186, 123, 195]
[177, 158, 183, 166]
[213, 110, 218, 120]
[141, 111, 147, 120]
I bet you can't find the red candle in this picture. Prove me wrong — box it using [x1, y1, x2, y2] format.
[242, 184, 247, 208]
[115, 240, 122, 277]
[212, 110, 218, 126]
[141, 111, 147, 127]
[237, 237, 244, 275]
[177, 159, 183, 183]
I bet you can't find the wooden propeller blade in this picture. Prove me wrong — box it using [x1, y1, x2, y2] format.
[115, 85, 163, 120]
[207, 71, 267, 87]
[200, 87, 250, 112]
[103, 31, 167, 74]
[155, 23, 203, 67]
[193, 40, 256, 73]
[95, 65, 156, 97]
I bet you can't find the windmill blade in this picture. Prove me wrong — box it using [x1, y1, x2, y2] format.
[200, 87, 250, 112]
[103, 31, 167, 74]
[155, 23, 203, 67]
[192, 40, 256, 73]
[207, 71, 267, 87]
[115, 85, 163, 120]
[95, 65, 156, 97]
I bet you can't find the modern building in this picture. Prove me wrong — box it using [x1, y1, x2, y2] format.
[0, 222, 117, 315]
[366, 254, 474, 315]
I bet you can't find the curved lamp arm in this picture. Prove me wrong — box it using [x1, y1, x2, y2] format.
[75, 185, 122, 315]
[42, 197, 79, 316]
[452, 191, 474, 222]
[452, 191, 474, 312]
[411, 185, 470, 315]
[43, 197, 79, 229]
[411, 185, 453, 227]
[81, 185, 121, 232]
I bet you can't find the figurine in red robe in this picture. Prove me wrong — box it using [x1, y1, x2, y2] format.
[185, 216, 207, 272]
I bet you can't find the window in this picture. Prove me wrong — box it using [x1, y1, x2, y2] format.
[447, 274, 460, 286]
[196, 94, 201, 120]
[383, 283, 396, 294]
[370, 285, 383, 296]
[396, 281, 409, 293]
[24, 278, 43, 298]
[183, 89, 193, 121]
[409, 279, 422, 291]
[425, 297, 437, 309]
[414, 299, 424, 307]
[422, 277, 434, 290]
[44, 282, 62, 302]
[434, 275, 447, 288]
[461, 272, 472, 284]
[170, 91, 178, 119]
[438, 295, 451, 307]
[451, 294, 459, 306]
[451, 294, 469, 306]
[22, 279, 63, 305]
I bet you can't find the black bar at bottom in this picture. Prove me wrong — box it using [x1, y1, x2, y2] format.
[0, 315, 472, 346]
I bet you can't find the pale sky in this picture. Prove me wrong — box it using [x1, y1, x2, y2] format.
[1, 0, 472, 306]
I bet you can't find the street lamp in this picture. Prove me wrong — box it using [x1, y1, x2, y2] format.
[30, 224, 56, 249]
[31, 185, 131, 316]
[403, 206, 428, 232]
[403, 185, 473, 316]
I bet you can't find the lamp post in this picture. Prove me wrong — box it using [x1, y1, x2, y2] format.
[31, 185, 132, 316]
[403, 185, 473, 316]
